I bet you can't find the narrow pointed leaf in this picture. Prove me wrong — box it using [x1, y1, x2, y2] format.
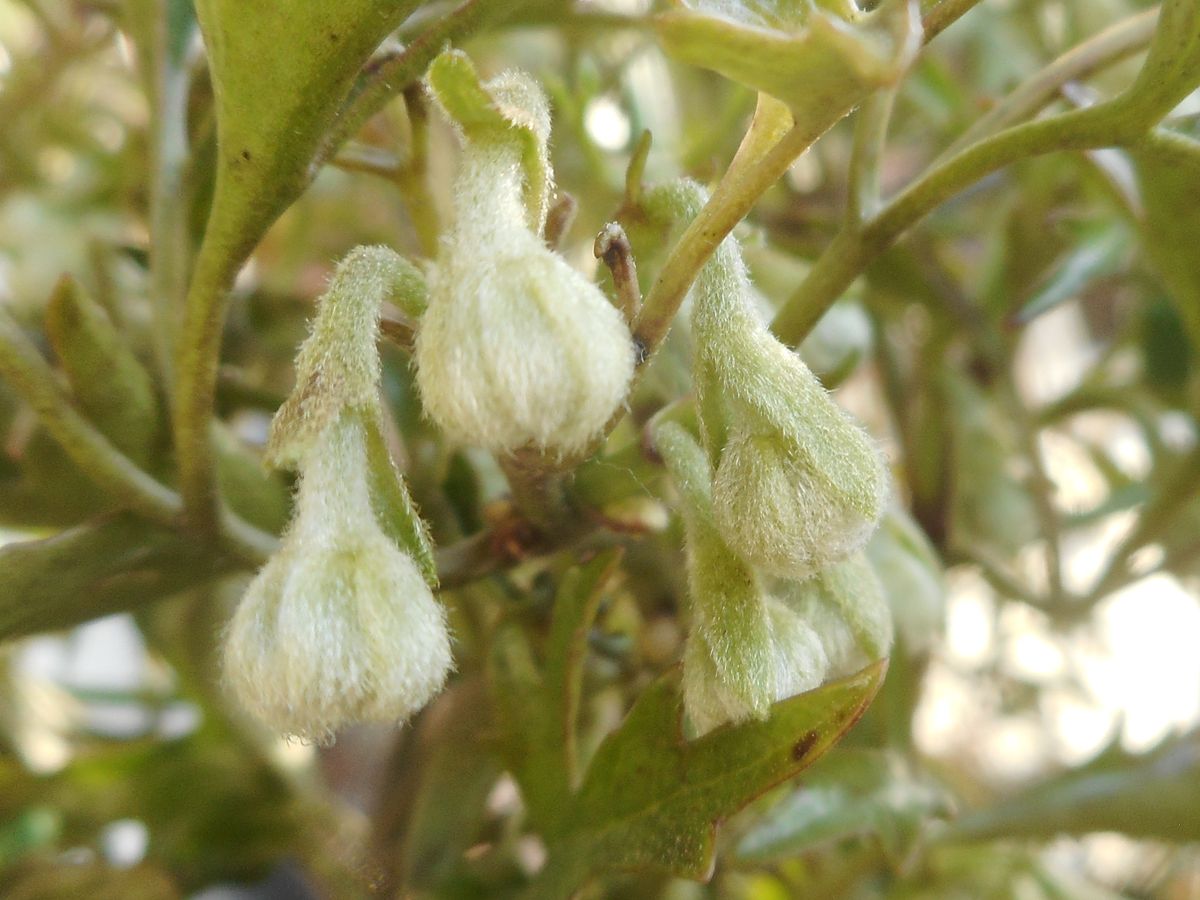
[44, 276, 161, 466]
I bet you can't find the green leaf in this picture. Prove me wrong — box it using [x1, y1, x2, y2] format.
[654, 0, 920, 131]
[1010, 223, 1129, 326]
[192, 0, 423, 287]
[1134, 131, 1200, 351]
[0, 516, 230, 641]
[528, 661, 886, 897]
[943, 733, 1200, 843]
[736, 749, 951, 866]
[212, 425, 291, 535]
[44, 275, 162, 467]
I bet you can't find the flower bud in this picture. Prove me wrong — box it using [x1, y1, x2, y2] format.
[415, 55, 635, 457]
[656, 422, 829, 735]
[865, 505, 944, 654]
[694, 235, 889, 580]
[223, 414, 452, 742]
[224, 246, 448, 740]
[780, 551, 892, 680]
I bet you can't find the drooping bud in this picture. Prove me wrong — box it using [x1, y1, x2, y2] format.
[656, 422, 829, 735]
[692, 226, 889, 580]
[865, 504, 945, 654]
[778, 552, 893, 680]
[945, 372, 1039, 556]
[223, 415, 452, 742]
[223, 247, 449, 741]
[414, 52, 635, 457]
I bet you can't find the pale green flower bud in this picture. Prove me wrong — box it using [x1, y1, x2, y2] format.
[945, 373, 1039, 555]
[415, 54, 635, 457]
[865, 505, 944, 654]
[694, 234, 889, 580]
[656, 423, 830, 736]
[223, 415, 452, 743]
[780, 552, 892, 680]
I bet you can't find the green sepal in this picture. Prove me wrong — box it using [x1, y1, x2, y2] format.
[426, 49, 553, 231]
[363, 411, 438, 586]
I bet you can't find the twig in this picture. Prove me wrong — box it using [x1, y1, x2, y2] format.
[941, 7, 1159, 159]
[544, 192, 579, 250]
[594, 222, 641, 323]
[922, 0, 987, 42]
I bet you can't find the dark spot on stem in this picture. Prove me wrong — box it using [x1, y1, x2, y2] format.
[241, 149, 252, 162]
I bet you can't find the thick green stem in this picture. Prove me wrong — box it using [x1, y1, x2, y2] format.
[171, 197, 252, 535]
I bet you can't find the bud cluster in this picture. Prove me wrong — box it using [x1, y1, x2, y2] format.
[662, 204, 900, 734]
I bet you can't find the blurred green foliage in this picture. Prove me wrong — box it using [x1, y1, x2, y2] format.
[1, 0, 1199, 897]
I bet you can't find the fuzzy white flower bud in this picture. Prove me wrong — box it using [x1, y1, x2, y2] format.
[865, 505, 944, 654]
[656, 422, 830, 736]
[694, 234, 889, 580]
[223, 415, 452, 743]
[779, 551, 893, 680]
[415, 57, 635, 457]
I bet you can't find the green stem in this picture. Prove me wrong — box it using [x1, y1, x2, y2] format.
[635, 121, 827, 362]
[171, 201, 250, 535]
[941, 7, 1158, 159]
[771, 99, 1140, 344]
[141, 1, 194, 384]
[847, 87, 898, 224]
[921, 0, 986, 41]
[501, 453, 572, 533]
